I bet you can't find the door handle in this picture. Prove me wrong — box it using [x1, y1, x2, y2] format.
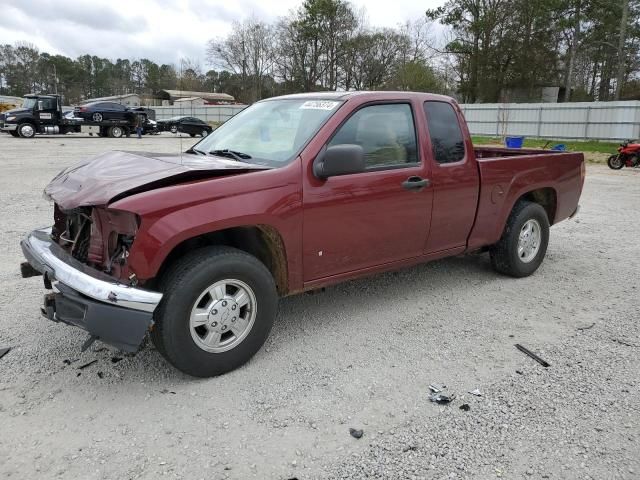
[401, 176, 431, 190]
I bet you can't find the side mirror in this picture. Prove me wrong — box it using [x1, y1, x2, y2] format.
[313, 144, 365, 179]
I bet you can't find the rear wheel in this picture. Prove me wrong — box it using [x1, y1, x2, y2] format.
[18, 123, 36, 138]
[92, 112, 103, 122]
[189, 133, 196, 137]
[490, 200, 549, 278]
[109, 126, 123, 138]
[607, 154, 624, 170]
[152, 246, 278, 377]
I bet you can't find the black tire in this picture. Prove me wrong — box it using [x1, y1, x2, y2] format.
[109, 126, 123, 138]
[607, 154, 624, 170]
[189, 133, 196, 137]
[92, 112, 103, 122]
[152, 246, 278, 377]
[9, 130, 19, 137]
[490, 200, 550, 278]
[18, 123, 36, 138]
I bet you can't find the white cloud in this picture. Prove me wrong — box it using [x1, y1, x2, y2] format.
[0, 0, 445, 65]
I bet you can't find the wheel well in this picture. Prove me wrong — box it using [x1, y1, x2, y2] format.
[518, 188, 557, 224]
[156, 226, 289, 295]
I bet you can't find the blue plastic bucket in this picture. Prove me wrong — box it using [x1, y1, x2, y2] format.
[505, 136, 525, 148]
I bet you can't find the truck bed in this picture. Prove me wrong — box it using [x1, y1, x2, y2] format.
[467, 147, 584, 251]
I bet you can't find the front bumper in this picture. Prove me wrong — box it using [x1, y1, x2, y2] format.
[21, 228, 163, 351]
[1, 123, 18, 131]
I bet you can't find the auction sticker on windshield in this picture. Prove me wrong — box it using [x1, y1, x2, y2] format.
[299, 100, 340, 110]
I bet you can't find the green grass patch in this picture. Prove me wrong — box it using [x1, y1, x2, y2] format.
[471, 136, 620, 154]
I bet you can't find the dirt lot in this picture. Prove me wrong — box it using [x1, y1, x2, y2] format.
[0, 133, 638, 480]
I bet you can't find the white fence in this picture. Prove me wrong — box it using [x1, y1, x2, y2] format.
[153, 105, 246, 123]
[460, 101, 640, 141]
[152, 100, 640, 141]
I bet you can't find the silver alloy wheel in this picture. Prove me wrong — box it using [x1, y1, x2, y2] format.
[610, 155, 623, 168]
[93, 113, 103, 122]
[19, 124, 35, 138]
[189, 279, 257, 353]
[111, 126, 122, 138]
[202, 129, 208, 137]
[518, 219, 542, 263]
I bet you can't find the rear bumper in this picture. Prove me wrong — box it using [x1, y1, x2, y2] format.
[21, 228, 163, 351]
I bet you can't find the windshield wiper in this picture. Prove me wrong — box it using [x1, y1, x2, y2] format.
[209, 149, 252, 162]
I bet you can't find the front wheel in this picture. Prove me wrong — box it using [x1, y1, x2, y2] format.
[18, 123, 36, 138]
[202, 129, 209, 137]
[152, 246, 278, 377]
[607, 154, 624, 170]
[490, 200, 550, 278]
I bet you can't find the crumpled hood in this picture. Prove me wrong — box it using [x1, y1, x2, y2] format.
[45, 150, 270, 210]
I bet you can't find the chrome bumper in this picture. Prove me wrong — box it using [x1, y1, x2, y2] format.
[21, 228, 162, 313]
[1, 123, 17, 131]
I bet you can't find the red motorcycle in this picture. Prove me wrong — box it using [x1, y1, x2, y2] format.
[608, 140, 640, 169]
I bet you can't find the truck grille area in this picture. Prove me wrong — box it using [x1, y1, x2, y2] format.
[52, 205, 93, 264]
[51, 204, 139, 282]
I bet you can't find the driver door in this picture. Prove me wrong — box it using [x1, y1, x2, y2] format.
[303, 102, 433, 281]
[36, 98, 59, 126]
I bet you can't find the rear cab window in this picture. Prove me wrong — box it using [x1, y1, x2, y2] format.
[423, 101, 466, 164]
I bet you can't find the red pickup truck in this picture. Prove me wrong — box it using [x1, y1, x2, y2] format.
[20, 92, 584, 377]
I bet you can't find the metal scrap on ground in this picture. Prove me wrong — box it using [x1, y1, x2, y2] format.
[0, 347, 10, 360]
[515, 344, 551, 367]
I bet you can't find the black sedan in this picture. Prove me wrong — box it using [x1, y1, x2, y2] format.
[157, 116, 212, 137]
[74, 101, 135, 123]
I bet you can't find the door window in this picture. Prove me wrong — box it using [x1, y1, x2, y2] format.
[423, 102, 465, 164]
[329, 103, 418, 168]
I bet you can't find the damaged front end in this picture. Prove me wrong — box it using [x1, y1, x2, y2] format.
[52, 205, 140, 285]
[20, 205, 162, 352]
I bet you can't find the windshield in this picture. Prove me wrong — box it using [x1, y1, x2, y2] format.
[22, 98, 37, 109]
[194, 99, 343, 166]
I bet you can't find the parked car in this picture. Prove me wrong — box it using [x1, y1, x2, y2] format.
[20, 91, 585, 377]
[157, 116, 212, 137]
[74, 101, 135, 123]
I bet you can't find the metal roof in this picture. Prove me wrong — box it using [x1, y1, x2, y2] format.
[161, 90, 235, 101]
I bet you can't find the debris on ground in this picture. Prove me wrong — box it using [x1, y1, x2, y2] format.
[468, 388, 483, 396]
[402, 444, 417, 452]
[429, 383, 446, 393]
[0, 347, 11, 360]
[110, 356, 123, 364]
[611, 337, 638, 347]
[97, 371, 104, 379]
[429, 393, 456, 404]
[577, 322, 596, 331]
[349, 428, 364, 439]
[63, 358, 79, 365]
[515, 344, 551, 367]
[77, 360, 98, 370]
[160, 389, 176, 395]
[459, 404, 471, 411]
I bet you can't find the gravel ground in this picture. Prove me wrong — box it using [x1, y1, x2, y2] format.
[0, 132, 638, 480]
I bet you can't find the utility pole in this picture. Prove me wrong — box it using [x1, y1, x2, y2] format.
[564, 0, 581, 102]
[615, 0, 629, 100]
[52, 63, 58, 94]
